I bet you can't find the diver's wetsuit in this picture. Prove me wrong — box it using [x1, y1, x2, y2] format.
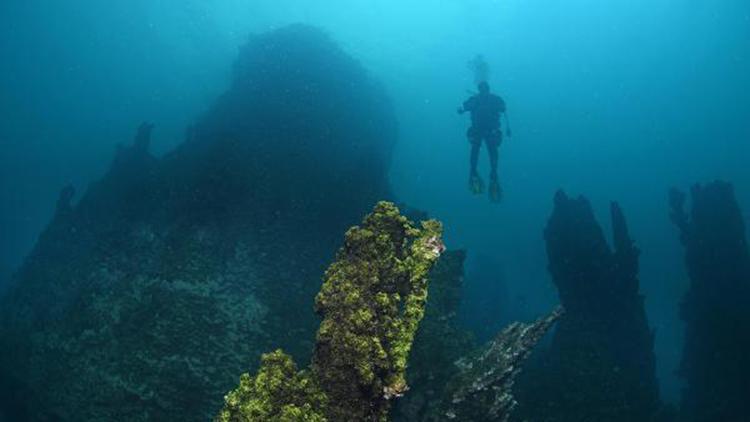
[462, 93, 506, 181]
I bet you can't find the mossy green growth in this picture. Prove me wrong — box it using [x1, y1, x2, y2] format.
[216, 202, 444, 422]
[312, 201, 444, 421]
[216, 349, 327, 422]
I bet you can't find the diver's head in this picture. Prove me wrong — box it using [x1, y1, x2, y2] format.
[478, 81, 490, 94]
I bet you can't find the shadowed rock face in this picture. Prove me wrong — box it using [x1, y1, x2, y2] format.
[670, 181, 750, 422]
[0, 24, 397, 422]
[514, 191, 665, 422]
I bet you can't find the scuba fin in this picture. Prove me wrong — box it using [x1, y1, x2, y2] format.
[469, 174, 485, 195]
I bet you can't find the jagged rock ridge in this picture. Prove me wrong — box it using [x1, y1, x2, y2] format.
[441, 307, 563, 422]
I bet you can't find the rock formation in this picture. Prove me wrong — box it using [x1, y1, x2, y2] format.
[514, 191, 666, 421]
[669, 181, 750, 422]
[0, 24, 396, 421]
[392, 250, 475, 421]
[440, 307, 563, 422]
[216, 202, 444, 421]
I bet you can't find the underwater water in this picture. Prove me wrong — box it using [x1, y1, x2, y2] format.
[1, 1, 749, 421]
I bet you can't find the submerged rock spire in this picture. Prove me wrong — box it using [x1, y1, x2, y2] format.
[670, 181, 750, 422]
[216, 202, 444, 422]
[514, 191, 665, 422]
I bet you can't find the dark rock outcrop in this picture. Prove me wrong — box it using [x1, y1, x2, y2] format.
[0, 24, 396, 421]
[669, 181, 750, 422]
[439, 307, 563, 422]
[394, 250, 562, 422]
[514, 191, 665, 421]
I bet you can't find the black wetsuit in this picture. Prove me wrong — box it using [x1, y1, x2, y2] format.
[463, 93, 505, 146]
[462, 93, 506, 182]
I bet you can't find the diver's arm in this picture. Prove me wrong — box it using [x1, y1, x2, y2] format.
[459, 97, 474, 114]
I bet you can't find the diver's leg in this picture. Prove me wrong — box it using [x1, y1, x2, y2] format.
[470, 142, 481, 178]
[488, 142, 499, 182]
[467, 129, 484, 194]
[469, 142, 485, 193]
[487, 129, 502, 181]
[487, 132, 502, 202]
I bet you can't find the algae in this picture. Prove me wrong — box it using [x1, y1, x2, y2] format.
[216, 202, 444, 422]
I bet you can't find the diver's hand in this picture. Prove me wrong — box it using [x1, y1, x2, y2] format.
[457, 107, 464, 114]
[506, 128, 513, 138]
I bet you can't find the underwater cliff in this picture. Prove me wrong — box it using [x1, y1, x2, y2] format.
[0, 24, 397, 421]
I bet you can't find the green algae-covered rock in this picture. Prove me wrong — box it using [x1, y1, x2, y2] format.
[217, 202, 444, 422]
[217, 350, 327, 422]
[313, 202, 444, 421]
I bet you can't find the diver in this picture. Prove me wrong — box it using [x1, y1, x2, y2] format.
[458, 81, 511, 202]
